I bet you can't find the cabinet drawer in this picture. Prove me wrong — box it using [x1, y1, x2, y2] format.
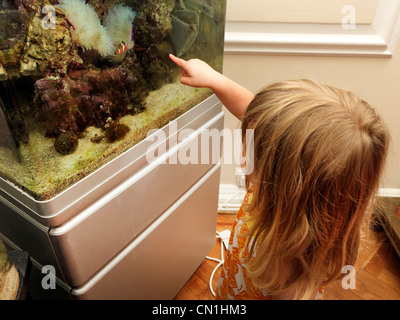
[72, 164, 221, 299]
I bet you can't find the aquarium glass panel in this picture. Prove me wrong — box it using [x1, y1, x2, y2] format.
[0, 0, 226, 200]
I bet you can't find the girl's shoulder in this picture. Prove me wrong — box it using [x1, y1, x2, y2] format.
[236, 186, 253, 221]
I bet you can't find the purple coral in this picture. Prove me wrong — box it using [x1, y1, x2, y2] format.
[34, 78, 80, 137]
[34, 63, 147, 154]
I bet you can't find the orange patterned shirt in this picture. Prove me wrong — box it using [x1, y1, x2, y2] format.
[216, 189, 325, 300]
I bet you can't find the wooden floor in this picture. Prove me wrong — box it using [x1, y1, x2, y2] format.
[175, 213, 400, 300]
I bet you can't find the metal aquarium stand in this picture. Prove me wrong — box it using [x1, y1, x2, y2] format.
[0, 94, 224, 300]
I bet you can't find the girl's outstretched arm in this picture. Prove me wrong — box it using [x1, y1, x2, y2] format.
[169, 54, 254, 120]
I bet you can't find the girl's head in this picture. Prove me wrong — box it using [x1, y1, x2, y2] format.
[241, 79, 389, 299]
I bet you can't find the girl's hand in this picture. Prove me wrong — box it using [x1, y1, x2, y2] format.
[169, 54, 254, 120]
[169, 54, 221, 89]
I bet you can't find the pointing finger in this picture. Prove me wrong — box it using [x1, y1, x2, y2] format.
[169, 54, 186, 68]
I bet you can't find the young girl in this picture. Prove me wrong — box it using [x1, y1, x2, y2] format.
[169, 54, 390, 300]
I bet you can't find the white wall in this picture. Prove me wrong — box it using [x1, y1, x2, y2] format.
[220, 0, 400, 190]
[227, 0, 378, 24]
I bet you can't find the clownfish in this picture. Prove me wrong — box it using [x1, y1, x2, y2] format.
[115, 41, 128, 55]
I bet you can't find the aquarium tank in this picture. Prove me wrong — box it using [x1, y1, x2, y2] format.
[0, 0, 226, 201]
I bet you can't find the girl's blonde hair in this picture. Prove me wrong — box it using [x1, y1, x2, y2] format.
[241, 79, 389, 299]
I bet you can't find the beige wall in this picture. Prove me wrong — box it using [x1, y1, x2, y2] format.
[227, 0, 378, 24]
[220, 0, 400, 189]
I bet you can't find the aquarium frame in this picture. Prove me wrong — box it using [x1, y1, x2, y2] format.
[0, 94, 222, 227]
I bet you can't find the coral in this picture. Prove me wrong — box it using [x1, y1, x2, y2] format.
[120, 50, 149, 111]
[132, 0, 179, 89]
[54, 132, 78, 155]
[57, 0, 114, 57]
[90, 133, 104, 144]
[0, 64, 7, 82]
[0, 8, 25, 51]
[85, 0, 124, 19]
[20, 7, 79, 77]
[0, 2, 30, 79]
[14, 0, 45, 18]
[133, 0, 175, 46]
[104, 121, 130, 143]
[140, 41, 176, 89]
[1, 0, 224, 158]
[1, 0, 83, 79]
[34, 63, 148, 154]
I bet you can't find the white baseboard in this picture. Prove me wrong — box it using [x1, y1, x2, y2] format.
[219, 184, 400, 214]
[378, 188, 400, 198]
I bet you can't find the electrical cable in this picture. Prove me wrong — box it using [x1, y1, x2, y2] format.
[218, 189, 243, 212]
[206, 186, 244, 297]
[205, 231, 225, 297]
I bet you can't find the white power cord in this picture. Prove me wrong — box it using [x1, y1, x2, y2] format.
[205, 231, 225, 297]
[217, 190, 244, 213]
[206, 183, 244, 297]
[206, 229, 231, 297]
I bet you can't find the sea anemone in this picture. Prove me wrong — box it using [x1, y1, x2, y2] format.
[57, 0, 114, 57]
[103, 4, 137, 50]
